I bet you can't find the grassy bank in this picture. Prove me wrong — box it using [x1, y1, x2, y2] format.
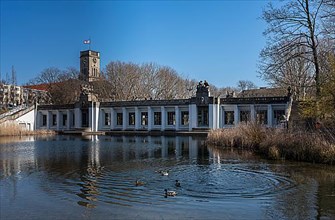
[207, 123, 335, 165]
[0, 123, 55, 137]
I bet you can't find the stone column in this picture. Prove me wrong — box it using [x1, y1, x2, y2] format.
[74, 108, 81, 129]
[98, 108, 103, 131]
[56, 110, 61, 131]
[250, 105, 256, 123]
[94, 102, 100, 132]
[47, 111, 51, 130]
[161, 106, 166, 131]
[135, 107, 140, 130]
[175, 106, 180, 131]
[209, 104, 214, 129]
[66, 110, 70, 130]
[147, 106, 152, 131]
[267, 104, 273, 127]
[234, 105, 239, 126]
[189, 104, 197, 131]
[89, 104, 93, 131]
[219, 106, 223, 128]
[110, 107, 115, 130]
[122, 107, 127, 130]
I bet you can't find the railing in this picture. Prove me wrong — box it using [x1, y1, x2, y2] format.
[220, 96, 289, 104]
[100, 99, 190, 107]
[0, 105, 35, 124]
[0, 105, 27, 120]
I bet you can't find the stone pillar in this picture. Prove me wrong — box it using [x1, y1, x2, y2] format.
[267, 105, 273, 127]
[219, 106, 223, 128]
[94, 102, 100, 132]
[135, 107, 140, 130]
[110, 107, 115, 130]
[147, 106, 152, 131]
[89, 104, 93, 131]
[175, 106, 180, 131]
[250, 105, 256, 123]
[161, 106, 166, 131]
[66, 110, 70, 130]
[74, 108, 81, 129]
[234, 105, 239, 126]
[122, 107, 127, 130]
[98, 108, 103, 131]
[56, 110, 60, 131]
[216, 98, 220, 129]
[34, 109, 39, 131]
[47, 111, 51, 129]
[189, 104, 197, 131]
[209, 104, 214, 129]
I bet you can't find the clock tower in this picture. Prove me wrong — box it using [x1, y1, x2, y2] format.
[79, 50, 101, 82]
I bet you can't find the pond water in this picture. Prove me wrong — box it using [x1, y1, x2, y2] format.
[0, 135, 334, 220]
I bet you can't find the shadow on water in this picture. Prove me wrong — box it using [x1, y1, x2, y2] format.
[0, 135, 334, 219]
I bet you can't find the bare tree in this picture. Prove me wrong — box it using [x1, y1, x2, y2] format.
[28, 67, 80, 85]
[260, 0, 332, 100]
[237, 80, 257, 91]
[321, 0, 335, 39]
[105, 61, 198, 100]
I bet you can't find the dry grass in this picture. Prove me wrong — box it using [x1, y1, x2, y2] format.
[0, 122, 55, 137]
[207, 123, 267, 149]
[207, 123, 335, 165]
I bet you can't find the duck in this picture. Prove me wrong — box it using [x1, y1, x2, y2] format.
[175, 180, 181, 187]
[155, 170, 169, 176]
[165, 189, 177, 197]
[135, 179, 145, 186]
[160, 170, 169, 176]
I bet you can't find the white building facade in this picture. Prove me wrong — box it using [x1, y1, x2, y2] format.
[35, 88, 291, 132]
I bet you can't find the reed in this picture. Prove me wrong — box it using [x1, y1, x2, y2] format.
[207, 123, 267, 149]
[207, 124, 335, 165]
[0, 122, 55, 137]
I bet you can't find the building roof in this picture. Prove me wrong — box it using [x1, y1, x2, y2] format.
[23, 83, 52, 91]
[237, 87, 288, 98]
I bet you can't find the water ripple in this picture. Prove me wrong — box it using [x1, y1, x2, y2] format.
[43, 162, 297, 208]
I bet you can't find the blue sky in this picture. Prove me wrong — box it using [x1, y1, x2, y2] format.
[1, 0, 272, 88]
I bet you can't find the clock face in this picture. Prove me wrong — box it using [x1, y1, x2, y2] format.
[93, 57, 97, 63]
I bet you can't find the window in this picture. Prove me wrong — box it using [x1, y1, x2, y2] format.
[82, 112, 88, 127]
[141, 112, 148, 126]
[181, 111, 189, 125]
[72, 112, 75, 126]
[256, 110, 267, 125]
[154, 112, 161, 125]
[104, 112, 110, 126]
[52, 114, 57, 126]
[197, 107, 208, 126]
[167, 111, 175, 125]
[240, 111, 250, 124]
[129, 112, 135, 125]
[62, 114, 67, 126]
[117, 113, 123, 126]
[274, 110, 285, 125]
[42, 115, 47, 126]
[224, 111, 234, 125]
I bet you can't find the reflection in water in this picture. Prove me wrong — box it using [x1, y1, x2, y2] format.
[0, 135, 334, 219]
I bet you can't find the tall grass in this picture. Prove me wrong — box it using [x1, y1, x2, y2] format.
[0, 122, 55, 137]
[207, 123, 335, 165]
